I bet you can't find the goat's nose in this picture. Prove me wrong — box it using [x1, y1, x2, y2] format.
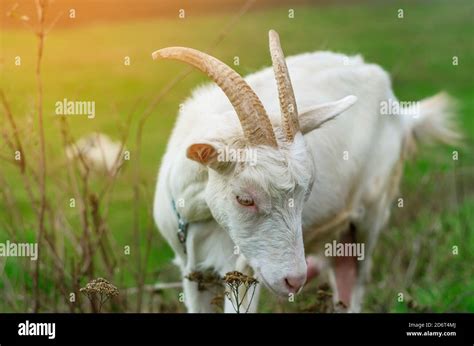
[284, 274, 306, 293]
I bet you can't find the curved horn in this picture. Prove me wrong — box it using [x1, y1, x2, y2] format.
[152, 47, 277, 147]
[269, 30, 299, 142]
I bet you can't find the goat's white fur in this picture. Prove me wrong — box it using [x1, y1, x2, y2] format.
[153, 51, 458, 312]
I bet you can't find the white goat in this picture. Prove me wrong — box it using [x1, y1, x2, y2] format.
[65, 132, 125, 175]
[152, 30, 458, 312]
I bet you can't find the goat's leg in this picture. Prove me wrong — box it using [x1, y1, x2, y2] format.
[348, 238, 378, 312]
[182, 252, 218, 312]
[332, 207, 387, 312]
[180, 222, 232, 313]
[329, 225, 359, 311]
[182, 277, 219, 313]
[349, 212, 386, 312]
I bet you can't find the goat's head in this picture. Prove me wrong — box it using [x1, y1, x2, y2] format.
[152, 30, 357, 296]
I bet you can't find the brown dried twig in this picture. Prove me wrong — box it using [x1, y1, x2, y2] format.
[31, 0, 49, 314]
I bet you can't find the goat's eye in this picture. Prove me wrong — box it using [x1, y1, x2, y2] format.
[236, 195, 255, 207]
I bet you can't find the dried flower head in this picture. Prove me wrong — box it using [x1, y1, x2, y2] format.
[223, 271, 259, 313]
[185, 270, 222, 291]
[223, 271, 259, 287]
[80, 277, 119, 312]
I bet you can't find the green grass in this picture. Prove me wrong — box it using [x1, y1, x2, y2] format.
[0, 0, 473, 312]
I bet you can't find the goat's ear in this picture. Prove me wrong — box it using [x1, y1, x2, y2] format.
[299, 95, 357, 134]
[187, 143, 218, 165]
[186, 142, 231, 172]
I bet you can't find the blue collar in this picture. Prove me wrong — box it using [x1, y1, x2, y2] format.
[172, 199, 189, 253]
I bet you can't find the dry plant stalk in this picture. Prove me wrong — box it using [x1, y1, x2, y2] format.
[32, 0, 49, 313]
[302, 283, 348, 313]
[223, 271, 258, 313]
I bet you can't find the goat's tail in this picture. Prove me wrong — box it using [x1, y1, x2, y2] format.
[401, 92, 461, 156]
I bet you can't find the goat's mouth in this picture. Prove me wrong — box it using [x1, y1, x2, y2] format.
[255, 269, 287, 297]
